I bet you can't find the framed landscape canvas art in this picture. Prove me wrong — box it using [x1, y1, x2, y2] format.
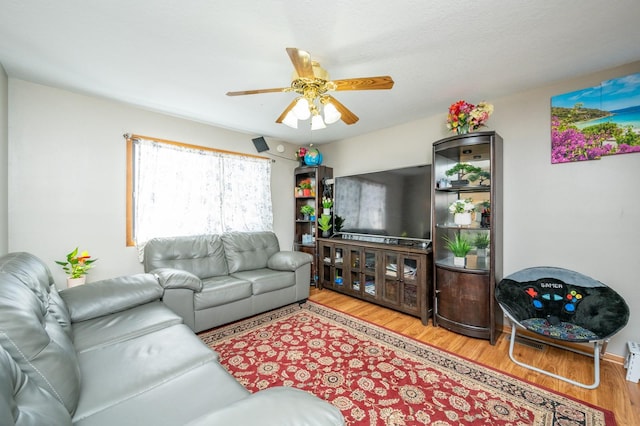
[550, 72, 640, 163]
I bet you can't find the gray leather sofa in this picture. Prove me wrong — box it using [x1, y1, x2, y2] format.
[0, 252, 343, 426]
[143, 231, 313, 332]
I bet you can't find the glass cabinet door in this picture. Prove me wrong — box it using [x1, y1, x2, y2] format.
[401, 256, 419, 310]
[363, 249, 377, 298]
[334, 246, 344, 288]
[319, 242, 333, 289]
[349, 247, 362, 293]
[383, 252, 400, 305]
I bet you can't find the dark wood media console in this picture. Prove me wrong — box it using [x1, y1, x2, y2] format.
[317, 237, 433, 325]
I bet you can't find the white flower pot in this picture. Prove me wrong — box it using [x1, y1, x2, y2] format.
[323, 208, 331, 215]
[477, 248, 488, 257]
[67, 276, 86, 288]
[454, 212, 472, 226]
[453, 256, 466, 267]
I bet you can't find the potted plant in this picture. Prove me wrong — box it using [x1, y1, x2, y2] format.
[55, 247, 97, 287]
[321, 197, 333, 215]
[444, 163, 483, 186]
[317, 214, 332, 237]
[479, 200, 491, 227]
[448, 198, 475, 226]
[443, 234, 472, 267]
[298, 179, 312, 196]
[473, 233, 490, 257]
[334, 215, 345, 232]
[300, 204, 315, 220]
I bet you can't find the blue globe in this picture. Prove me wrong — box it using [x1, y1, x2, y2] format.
[304, 149, 323, 166]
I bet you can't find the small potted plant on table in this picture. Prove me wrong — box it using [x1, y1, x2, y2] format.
[56, 247, 97, 287]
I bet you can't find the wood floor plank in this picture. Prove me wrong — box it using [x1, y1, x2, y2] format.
[309, 288, 640, 425]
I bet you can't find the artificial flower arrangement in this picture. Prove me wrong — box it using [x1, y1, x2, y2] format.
[446, 100, 494, 134]
[56, 247, 97, 279]
[295, 147, 308, 163]
[322, 197, 333, 209]
[448, 198, 476, 214]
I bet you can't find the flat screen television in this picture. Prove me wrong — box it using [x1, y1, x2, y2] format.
[333, 164, 432, 243]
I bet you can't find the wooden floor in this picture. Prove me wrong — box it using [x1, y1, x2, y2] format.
[309, 288, 640, 425]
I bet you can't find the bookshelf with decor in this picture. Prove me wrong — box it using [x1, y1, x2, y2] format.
[294, 165, 333, 284]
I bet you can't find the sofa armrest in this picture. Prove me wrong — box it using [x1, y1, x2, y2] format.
[267, 251, 313, 272]
[60, 273, 163, 322]
[151, 268, 203, 292]
[185, 387, 344, 426]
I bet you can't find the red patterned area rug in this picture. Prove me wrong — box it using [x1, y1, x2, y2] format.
[198, 301, 615, 426]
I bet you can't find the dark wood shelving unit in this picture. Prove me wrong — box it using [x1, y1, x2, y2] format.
[294, 165, 333, 284]
[432, 131, 503, 344]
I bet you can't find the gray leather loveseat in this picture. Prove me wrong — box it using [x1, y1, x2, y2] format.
[143, 231, 312, 332]
[0, 252, 343, 426]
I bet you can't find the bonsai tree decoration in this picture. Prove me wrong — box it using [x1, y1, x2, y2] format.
[445, 163, 483, 186]
[317, 214, 332, 237]
[56, 247, 97, 287]
[443, 234, 472, 267]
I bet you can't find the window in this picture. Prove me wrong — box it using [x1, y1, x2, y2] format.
[126, 135, 272, 249]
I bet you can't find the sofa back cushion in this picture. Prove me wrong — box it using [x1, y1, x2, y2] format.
[0, 252, 72, 338]
[0, 253, 81, 415]
[222, 232, 280, 273]
[143, 234, 229, 279]
[0, 345, 72, 426]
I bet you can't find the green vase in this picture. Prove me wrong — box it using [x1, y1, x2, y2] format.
[456, 123, 470, 135]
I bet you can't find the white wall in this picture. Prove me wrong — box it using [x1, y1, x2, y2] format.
[0, 64, 7, 256]
[322, 61, 640, 357]
[8, 79, 298, 284]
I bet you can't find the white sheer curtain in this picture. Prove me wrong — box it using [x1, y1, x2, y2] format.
[133, 138, 272, 254]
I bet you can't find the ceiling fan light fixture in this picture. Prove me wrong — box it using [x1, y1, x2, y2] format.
[311, 114, 326, 130]
[282, 111, 298, 128]
[323, 101, 341, 124]
[292, 98, 311, 120]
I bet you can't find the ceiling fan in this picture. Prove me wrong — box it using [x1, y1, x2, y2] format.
[226, 48, 394, 129]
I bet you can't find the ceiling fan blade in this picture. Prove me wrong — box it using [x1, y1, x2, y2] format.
[332, 76, 395, 91]
[286, 47, 315, 79]
[275, 99, 298, 123]
[226, 87, 288, 96]
[325, 95, 359, 125]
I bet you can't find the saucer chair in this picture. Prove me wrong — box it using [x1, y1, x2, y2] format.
[495, 266, 629, 389]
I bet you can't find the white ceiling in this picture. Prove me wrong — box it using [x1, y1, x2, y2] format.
[2, 1, 640, 145]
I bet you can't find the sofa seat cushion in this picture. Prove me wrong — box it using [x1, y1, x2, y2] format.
[231, 268, 295, 295]
[194, 276, 252, 310]
[72, 301, 183, 353]
[73, 324, 218, 422]
[72, 360, 249, 426]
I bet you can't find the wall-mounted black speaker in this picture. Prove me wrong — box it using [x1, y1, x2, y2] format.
[252, 136, 269, 152]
